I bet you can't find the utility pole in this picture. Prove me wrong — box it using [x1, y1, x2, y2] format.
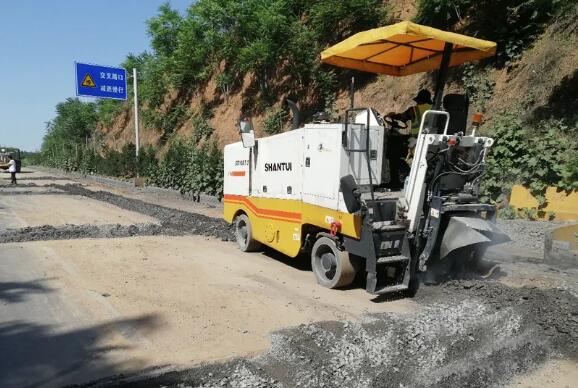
[133, 68, 145, 187]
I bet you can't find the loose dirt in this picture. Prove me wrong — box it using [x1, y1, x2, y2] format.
[26, 236, 413, 369]
[508, 358, 578, 388]
[96, 280, 578, 388]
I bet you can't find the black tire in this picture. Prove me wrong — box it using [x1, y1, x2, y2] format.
[234, 214, 261, 252]
[311, 237, 356, 289]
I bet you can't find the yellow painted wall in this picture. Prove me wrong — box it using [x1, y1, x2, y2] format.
[551, 223, 578, 250]
[510, 185, 578, 221]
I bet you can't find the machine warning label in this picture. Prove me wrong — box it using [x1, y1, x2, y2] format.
[265, 162, 292, 172]
[235, 160, 249, 166]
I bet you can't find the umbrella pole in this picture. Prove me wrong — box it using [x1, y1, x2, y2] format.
[349, 76, 355, 109]
[432, 43, 453, 110]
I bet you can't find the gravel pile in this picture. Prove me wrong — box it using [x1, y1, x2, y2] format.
[92, 280, 577, 388]
[496, 219, 558, 253]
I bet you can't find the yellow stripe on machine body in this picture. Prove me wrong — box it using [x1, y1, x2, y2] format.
[224, 196, 361, 258]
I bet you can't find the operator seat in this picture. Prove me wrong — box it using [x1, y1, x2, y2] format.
[443, 94, 469, 135]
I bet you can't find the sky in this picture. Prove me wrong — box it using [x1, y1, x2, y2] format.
[0, 0, 191, 151]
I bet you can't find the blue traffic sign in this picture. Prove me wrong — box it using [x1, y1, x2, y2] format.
[75, 62, 127, 100]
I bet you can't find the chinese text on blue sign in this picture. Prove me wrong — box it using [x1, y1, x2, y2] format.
[75, 62, 127, 100]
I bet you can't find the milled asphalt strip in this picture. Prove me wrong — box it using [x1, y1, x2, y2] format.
[0, 183, 234, 243]
[0, 190, 67, 195]
[6, 176, 76, 181]
[49, 184, 235, 241]
[0, 224, 165, 244]
[80, 280, 578, 388]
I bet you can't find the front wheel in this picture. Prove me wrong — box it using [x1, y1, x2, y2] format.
[234, 214, 261, 252]
[311, 237, 356, 289]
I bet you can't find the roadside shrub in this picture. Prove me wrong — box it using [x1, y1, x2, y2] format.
[481, 110, 578, 205]
[144, 104, 190, 142]
[498, 205, 518, 220]
[79, 147, 100, 174]
[461, 65, 495, 112]
[149, 139, 190, 190]
[97, 99, 126, 127]
[263, 107, 288, 135]
[144, 136, 223, 200]
[137, 146, 158, 177]
[38, 98, 223, 197]
[149, 138, 224, 199]
[192, 114, 214, 143]
[20, 152, 41, 167]
[559, 151, 578, 191]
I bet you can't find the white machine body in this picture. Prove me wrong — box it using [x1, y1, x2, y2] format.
[225, 111, 494, 230]
[225, 121, 384, 213]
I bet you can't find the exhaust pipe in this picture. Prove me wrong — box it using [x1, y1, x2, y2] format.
[286, 99, 302, 130]
[440, 216, 510, 259]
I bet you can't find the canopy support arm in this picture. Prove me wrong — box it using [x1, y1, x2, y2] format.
[432, 42, 453, 110]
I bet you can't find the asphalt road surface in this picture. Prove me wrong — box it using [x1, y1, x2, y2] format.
[0, 168, 576, 388]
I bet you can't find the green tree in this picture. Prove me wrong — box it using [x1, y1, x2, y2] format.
[415, 0, 574, 65]
[147, 3, 183, 57]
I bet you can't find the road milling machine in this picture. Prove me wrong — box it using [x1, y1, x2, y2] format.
[224, 21, 509, 296]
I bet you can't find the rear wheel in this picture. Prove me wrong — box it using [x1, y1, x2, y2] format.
[311, 237, 356, 289]
[234, 214, 261, 252]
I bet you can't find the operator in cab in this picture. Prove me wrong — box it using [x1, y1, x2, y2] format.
[384, 89, 432, 190]
[388, 89, 433, 135]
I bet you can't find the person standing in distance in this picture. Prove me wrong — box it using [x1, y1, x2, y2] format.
[8, 155, 17, 185]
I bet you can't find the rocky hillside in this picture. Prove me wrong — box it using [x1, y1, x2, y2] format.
[40, 0, 577, 200]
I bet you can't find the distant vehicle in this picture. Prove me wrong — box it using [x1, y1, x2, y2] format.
[0, 148, 22, 172]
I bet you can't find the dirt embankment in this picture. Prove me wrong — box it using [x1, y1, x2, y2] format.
[98, 2, 578, 153]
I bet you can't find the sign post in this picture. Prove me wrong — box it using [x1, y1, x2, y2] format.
[75, 62, 142, 185]
[133, 68, 140, 159]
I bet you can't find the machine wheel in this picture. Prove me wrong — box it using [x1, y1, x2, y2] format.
[311, 237, 356, 289]
[234, 214, 261, 252]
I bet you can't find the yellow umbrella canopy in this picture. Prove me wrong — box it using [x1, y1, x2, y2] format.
[321, 21, 496, 77]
